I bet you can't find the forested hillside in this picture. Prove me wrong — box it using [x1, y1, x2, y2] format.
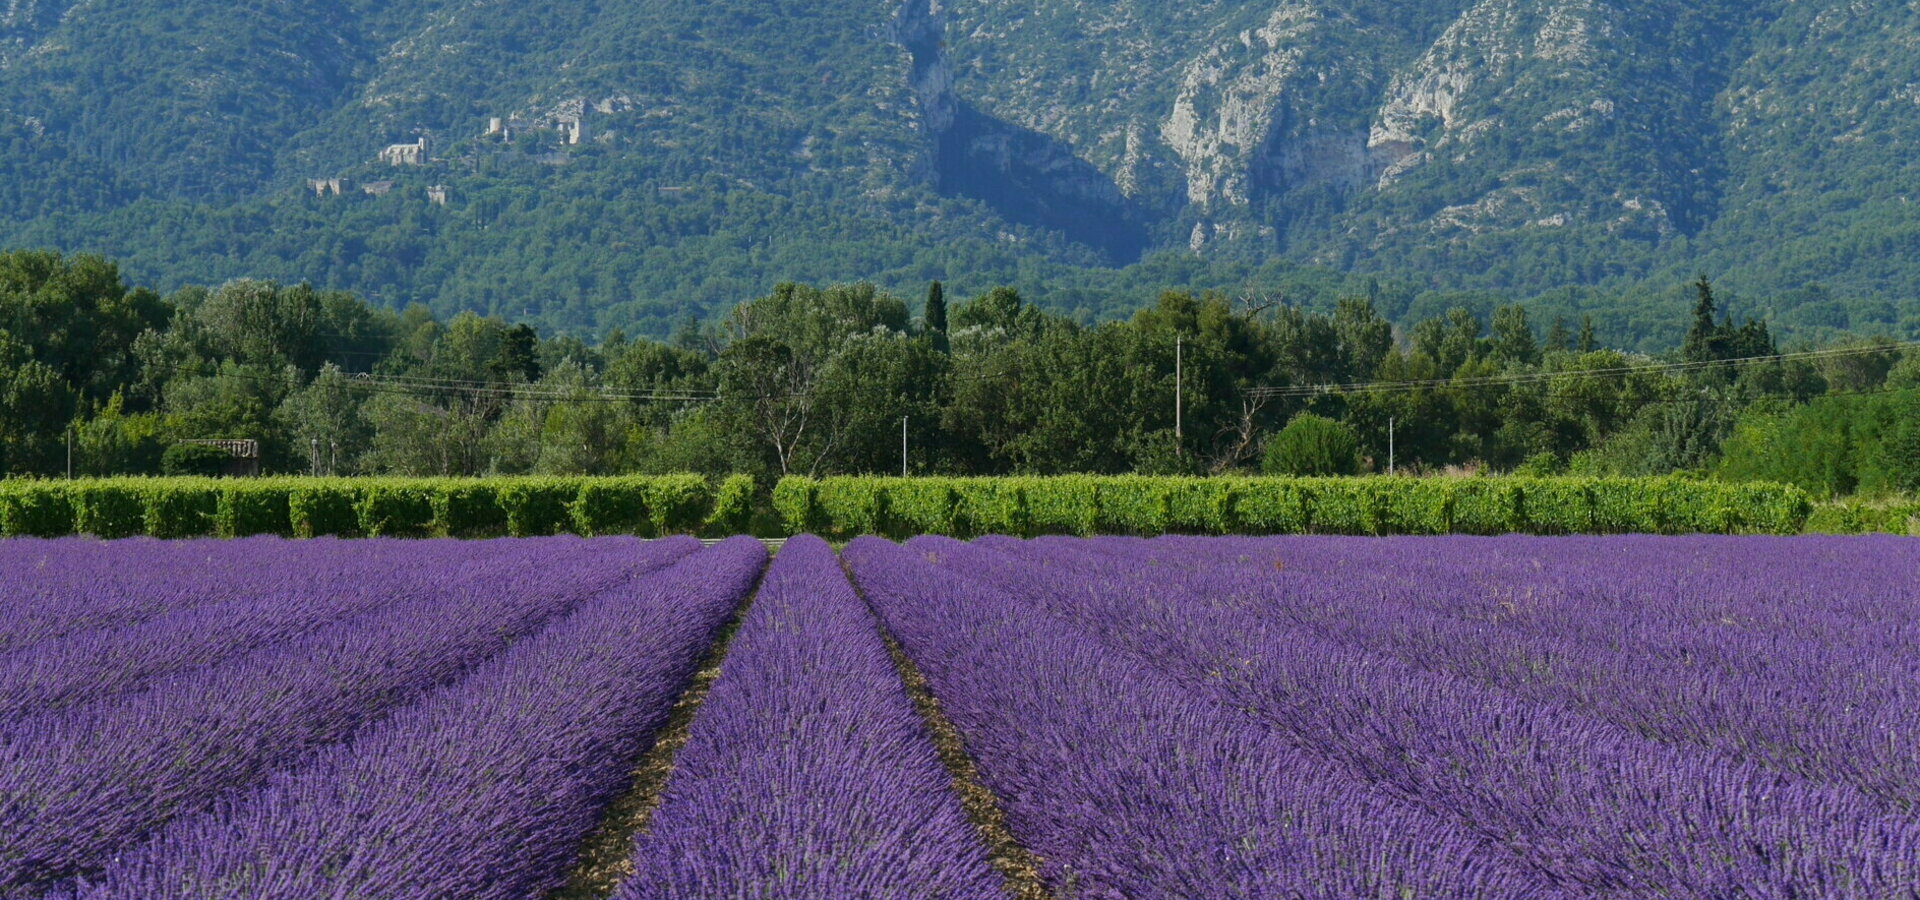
[4, 1, 1920, 342]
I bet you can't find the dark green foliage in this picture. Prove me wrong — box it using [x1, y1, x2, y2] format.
[0, 483, 73, 537]
[1234, 480, 1313, 534]
[1022, 476, 1099, 537]
[702, 475, 758, 537]
[290, 483, 361, 538]
[771, 475, 1813, 537]
[772, 478, 817, 537]
[432, 484, 506, 538]
[0, 245, 1915, 506]
[1449, 480, 1523, 536]
[69, 483, 145, 538]
[1264, 415, 1362, 477]
[358, 484, 435, 538]
[218, 483, 292, 537]
[885, 479, 960, 537]
[572, 480, 650, 538]
[160, 443, 232, 477]
[143, 482, 219, 538]
[497, 480, 580, 537]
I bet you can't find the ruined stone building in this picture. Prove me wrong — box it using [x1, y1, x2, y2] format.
[379, 137, 430, 166]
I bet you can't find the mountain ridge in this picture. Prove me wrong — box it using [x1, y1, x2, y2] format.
[3, 0, 1918, 344]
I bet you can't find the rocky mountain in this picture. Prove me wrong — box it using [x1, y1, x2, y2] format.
[2, 0, 1918, 342]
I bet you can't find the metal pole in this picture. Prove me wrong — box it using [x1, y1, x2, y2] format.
[1389, 417, 1395, 475]
[1175, 336, 1183, 455]
[310, 438, 319, 477]
[901, 415, 908, 477]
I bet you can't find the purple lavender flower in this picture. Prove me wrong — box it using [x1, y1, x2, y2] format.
[617, 535, 1003, 899]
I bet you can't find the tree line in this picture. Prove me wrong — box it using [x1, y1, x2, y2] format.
[4, 250, 1917, 498]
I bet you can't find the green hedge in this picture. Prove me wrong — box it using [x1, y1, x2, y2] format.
[703, 474, 757, 537]
[0, 476, 756, 539]
[218, 483, 292, 537]
[0, 475, 1828, 540]
[144, 481, 221, 539]
[770, 475, 1815, 538]
[1805, 500, 1920, 535]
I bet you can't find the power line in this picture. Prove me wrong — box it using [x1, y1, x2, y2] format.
[1245, 341, 1919, 400]
[143, 361, 716, 404]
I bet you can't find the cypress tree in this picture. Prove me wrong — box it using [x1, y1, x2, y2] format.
[1546, 316, 1572, 352]
[1683, 275, 1718, 363]
[925, 281, 947, 333]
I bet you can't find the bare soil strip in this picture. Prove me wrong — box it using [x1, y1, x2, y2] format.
[548, 558, 768, 900]
[844, 558, 1057, 900]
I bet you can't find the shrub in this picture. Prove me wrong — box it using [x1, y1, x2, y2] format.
[814, 478, 888, 540]
[647, 474, 713, 535]
[160, 443, 231, 477]
[573, 480, 650, 537]
[953, 479, 1026, 538]
[771, 477, 817, 536]
[498, 479, 579, 537]
[71, 482, 146, 538]
[1447, 479, 1522, 535]
[1371, 478, 1451, 536]
[703, 475, 757, 537]
[144, 480, 219, 538]
[1519, 479, 1594, 535]
[884, 478, 959, 537]
[359, 483, 435, 537]
[1023, 476, 1098, 536]
[1263, 414, 1361, 477]
[432, 482, 506, 538]
[290, 482, 361, 538]
[0, 483, 73, 537]
[218, 483, 292, 537]
[1166, 479, 1235, 535]
[1094, 477, 1165, 536]
[1233, 479, 1311, 534]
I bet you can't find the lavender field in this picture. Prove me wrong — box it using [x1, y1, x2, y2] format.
[2, 534, 1916, 898]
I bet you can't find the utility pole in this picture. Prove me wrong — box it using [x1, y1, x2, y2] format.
[1175, 335, 1184, 456]
[310, 438, 320, 477]
[1388, 417, 1396, 476]
[900, 415, 909, 477]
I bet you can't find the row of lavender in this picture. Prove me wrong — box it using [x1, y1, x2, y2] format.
[853, 534, 1920, 896]
[1, 536, 726, 895]
[9, 533, 1917, 897]
[8, 534, 995, 899]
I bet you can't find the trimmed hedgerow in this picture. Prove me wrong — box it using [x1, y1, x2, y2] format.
[769, 475, 1815, 537]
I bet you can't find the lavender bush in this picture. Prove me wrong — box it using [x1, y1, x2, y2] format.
[0, 536, 696, 895]
[845, 536, 1562, 899]
[0, 539, 498, 720]
[925, 535, 1920, 895]
[60, 537, 763, 899]
[617, 535, 1002, 899]
[0, 537, 308, 654]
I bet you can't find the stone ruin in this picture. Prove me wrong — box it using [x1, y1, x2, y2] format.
[379, 136, 430, 166]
